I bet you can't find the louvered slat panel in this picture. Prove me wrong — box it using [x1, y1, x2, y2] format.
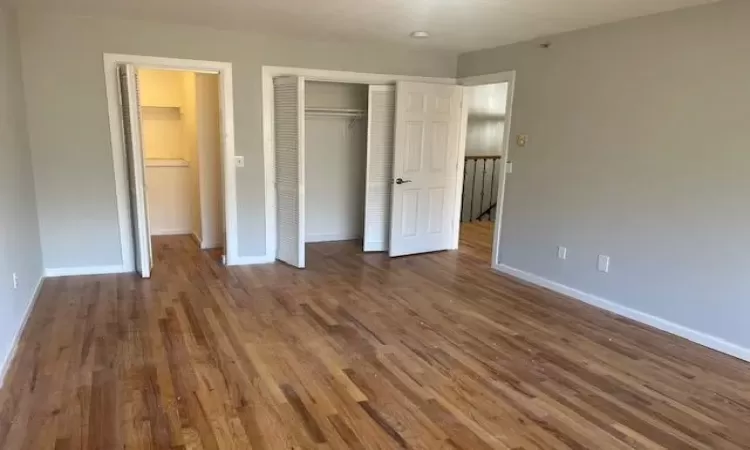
[274, 76, 305, 268]
[118, 64, 152, 277]
[363, 86, 395, 252]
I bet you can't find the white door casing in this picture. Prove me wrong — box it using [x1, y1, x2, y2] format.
[363, 85, 396, 252]
[389, 82, 463, 257]
[273, 76, 306, 268]
[118, 64, 152, 278]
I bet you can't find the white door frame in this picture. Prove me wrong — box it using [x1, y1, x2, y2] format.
[261, 66, 456, 262]
[104, 53, 239, 269]
[456, 71, 517, 270]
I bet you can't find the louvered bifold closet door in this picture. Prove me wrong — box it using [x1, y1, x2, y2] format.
[274, 76, 306, 268]
[118, 64, 152, 278]
[363, 85, 396, 252]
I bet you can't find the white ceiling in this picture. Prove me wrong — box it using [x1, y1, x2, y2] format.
[11, 0, 719, 52]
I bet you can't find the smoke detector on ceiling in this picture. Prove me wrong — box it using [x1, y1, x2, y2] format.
[410, 31, 430, 39]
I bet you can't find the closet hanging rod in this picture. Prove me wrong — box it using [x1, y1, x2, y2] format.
[305, 107, 366, 115]
[305, 112, 365, 119]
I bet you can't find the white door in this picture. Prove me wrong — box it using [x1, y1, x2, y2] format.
[389, 82, 463, 257]
[118, 64, 152, 278]
[274, 76, 306, 268]
[363, 85, 396, 252]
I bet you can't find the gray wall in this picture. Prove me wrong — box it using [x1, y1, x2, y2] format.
[17, 10, 458, 268]
[458, 0, 750, 349]
[0, 7, 43, 374]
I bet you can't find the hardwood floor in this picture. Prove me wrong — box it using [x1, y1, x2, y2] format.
[459, 221, 494, 261]
[1, 234, 750, 449]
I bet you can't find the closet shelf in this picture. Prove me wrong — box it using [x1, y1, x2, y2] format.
[141, 105, 182, 114]
[146, 158, 189, 168]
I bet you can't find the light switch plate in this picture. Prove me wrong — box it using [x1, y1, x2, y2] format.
[235, 156, 245, 168]
[557, 246, 567, 260]
[516, 134, 529, 147]
[506, 161, 513, 174]
[598, 255, 610, 273]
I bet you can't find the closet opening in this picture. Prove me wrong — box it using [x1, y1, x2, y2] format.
[273, 76, 397, 269]
[137, 69, 224, 269]
[115, 65, 225, 278]
[105, 54, 239, 277]
[270, 68, 469, 270]
[304, 81, 369, 249]
[139, 68, 224, 251]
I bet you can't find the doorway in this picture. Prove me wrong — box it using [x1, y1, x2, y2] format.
[139, 68, 223, 256]
[104, 54, 238, 278]
[457, 73, 516, 267]
[304, 81, 369, 249]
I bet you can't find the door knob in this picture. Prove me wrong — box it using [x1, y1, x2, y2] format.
[395, 178, 412, 185]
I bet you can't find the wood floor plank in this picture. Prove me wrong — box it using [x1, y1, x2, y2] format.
[1, 227, 749, 449]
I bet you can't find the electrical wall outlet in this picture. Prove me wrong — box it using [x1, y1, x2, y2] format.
[597, 255, 610, 273]
[557, 246, 567, 260]
[12, 273, 18, 289]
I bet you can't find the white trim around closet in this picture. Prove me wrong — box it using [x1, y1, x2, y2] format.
[261, 66, 457, 263]
[104, 53, 240, 269]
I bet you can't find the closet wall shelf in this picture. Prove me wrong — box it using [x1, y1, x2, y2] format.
[146, 158, 189, 168]
[141, 105, 183, 114]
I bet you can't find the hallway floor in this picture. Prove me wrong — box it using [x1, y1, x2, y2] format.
[1, 235, 749, 449]
[458, 220, 494, 261]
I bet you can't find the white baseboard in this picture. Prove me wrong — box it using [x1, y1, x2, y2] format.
[230, 254, 275, 266]
[202, 241, 222, 250]
[190, 232, 222, 250]
[151, 229, 193, 236]
[190, 232, 203, 248]
[495, 264, 750, 363]
[306, 233, 362, 243]
[44, 265, 128, 277]
[0, 275, 45, 388]
[363, 242, 387, 252]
